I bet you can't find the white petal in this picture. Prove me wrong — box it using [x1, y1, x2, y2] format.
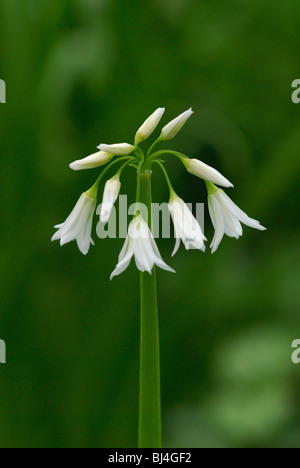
[76, 199, 96, 254]
[220, 204, 243, 238]
[148, 231, 164, 260]
[154, 255, 176, 273]
[224, 222, 241, 239]
[100, 204, 112, 224]
[110, 233, 134, 280]
[134, 223, 155, 273]
[208, 195, 225, 253]
[110, 256, 132, 280]
[187, 239, 206, 252]
[51, 231, 62, 242]
[148, 238, 176, 273]
[171, 236, 181, 257]
[134, 239, 153, 273]
[242, 217, 266, 231]
[110, 250, 133, 279]
[217, 191, 266, 231]
[182, 204, 206, 243]
[137, 219, 174, 273]
[118, 235, 131, 262]
[100, 178, 121, 224]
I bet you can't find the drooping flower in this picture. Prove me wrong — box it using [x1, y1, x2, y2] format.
[160, 108, 194, 141]
[207, 182, 266, 253]
[110, 216, 175, 280]
[168, 195, 206, 256]
[135, 108, 165, 145]
[183, 158, 233, 188]
[97, 143, 135, 156]
[69, 151, 113, 171]
[51, 188, 97, 255]
[100, 175, 121, 224]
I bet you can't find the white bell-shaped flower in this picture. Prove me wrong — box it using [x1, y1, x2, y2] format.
[207, 183, 266, 253]
[51, 189, 97, 255]
[168, 195, 206, 256]
[111, 216, 175, 280]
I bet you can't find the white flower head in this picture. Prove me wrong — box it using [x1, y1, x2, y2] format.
[134, 107, 165, 145]
[51, 189, 97, 255]
[185, 158, 233, 188]
[100, 175, 121, 224]
[160, 108, 194, 141]
[207, 183, 266, 253]
[168, 195, 206, 256]
[111, 215, 175, 280]
[97, 143, 135, 156]
[69, 151, 113, 171]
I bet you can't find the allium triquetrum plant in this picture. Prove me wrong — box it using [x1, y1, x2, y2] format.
[52, 107, 266, 447]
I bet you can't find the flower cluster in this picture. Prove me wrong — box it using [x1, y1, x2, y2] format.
[52, 108, 266, 278]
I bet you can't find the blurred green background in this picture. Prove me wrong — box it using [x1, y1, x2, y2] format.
[1, 0, 300, 448]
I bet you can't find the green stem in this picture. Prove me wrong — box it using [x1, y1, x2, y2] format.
[92, 156, 136, 192]
[149, 150, 189, 162]
[152, 160, 176, 197]
[116, 158, 136, 178]
[134, 146, 145, 160]
[146, 137, 162, 158]
[138, 161, 162, 448]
